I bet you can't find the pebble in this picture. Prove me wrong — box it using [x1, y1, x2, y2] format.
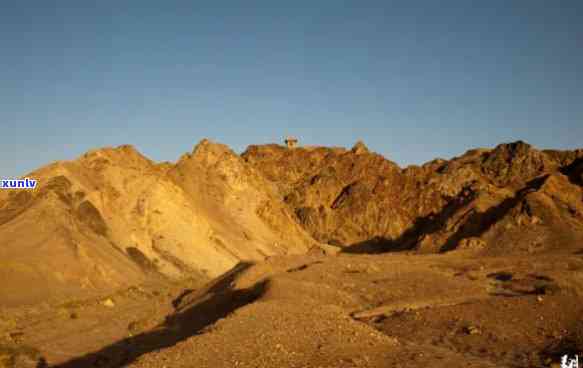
[465, 326, 481, 335]
[101, 298, 115, 308]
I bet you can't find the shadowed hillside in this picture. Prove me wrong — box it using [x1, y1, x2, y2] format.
[243, 141, 583, 255]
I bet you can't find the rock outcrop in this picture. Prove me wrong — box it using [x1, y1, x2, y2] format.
[243, 141, 583, 255]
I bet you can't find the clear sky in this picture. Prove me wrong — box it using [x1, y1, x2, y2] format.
[1, 1, 582, 177]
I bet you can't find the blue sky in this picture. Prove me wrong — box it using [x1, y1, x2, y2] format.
[1, 1, 582, 177]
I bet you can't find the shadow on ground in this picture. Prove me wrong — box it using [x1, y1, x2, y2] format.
[50, 262, 268, 368]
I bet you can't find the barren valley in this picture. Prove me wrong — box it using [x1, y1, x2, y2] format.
[1, 139, 583, 368]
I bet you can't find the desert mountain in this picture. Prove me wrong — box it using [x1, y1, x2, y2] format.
[1, 139, 582, 308]
[243, 141, 583, 255]
[0, 140, 314, 306]
[2, 139, 583, 368]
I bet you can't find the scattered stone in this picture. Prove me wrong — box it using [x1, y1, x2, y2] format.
[0, 344, 43, 368]
[8, 332, 24, 344]
[464, 325, 481, 335]
[309, 243, 341, 256]
[457, 238, 487, 251]
[101, 298, 115, 308]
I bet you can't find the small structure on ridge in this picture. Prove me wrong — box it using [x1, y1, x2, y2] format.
[285, 136, 298, 149]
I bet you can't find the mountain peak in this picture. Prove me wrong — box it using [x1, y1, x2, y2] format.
[351, 140, 369, 155]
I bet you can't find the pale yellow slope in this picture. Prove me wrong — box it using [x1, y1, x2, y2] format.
[0, 140, 317, 306]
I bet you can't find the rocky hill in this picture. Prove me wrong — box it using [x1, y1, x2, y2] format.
[2, 139, 583, 368]
[1, 139, 582, 308]
[0, 140, 314, 306]
[243, 140, 583, 255]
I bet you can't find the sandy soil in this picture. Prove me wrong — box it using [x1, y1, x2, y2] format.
[2, 247, 583, 368]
